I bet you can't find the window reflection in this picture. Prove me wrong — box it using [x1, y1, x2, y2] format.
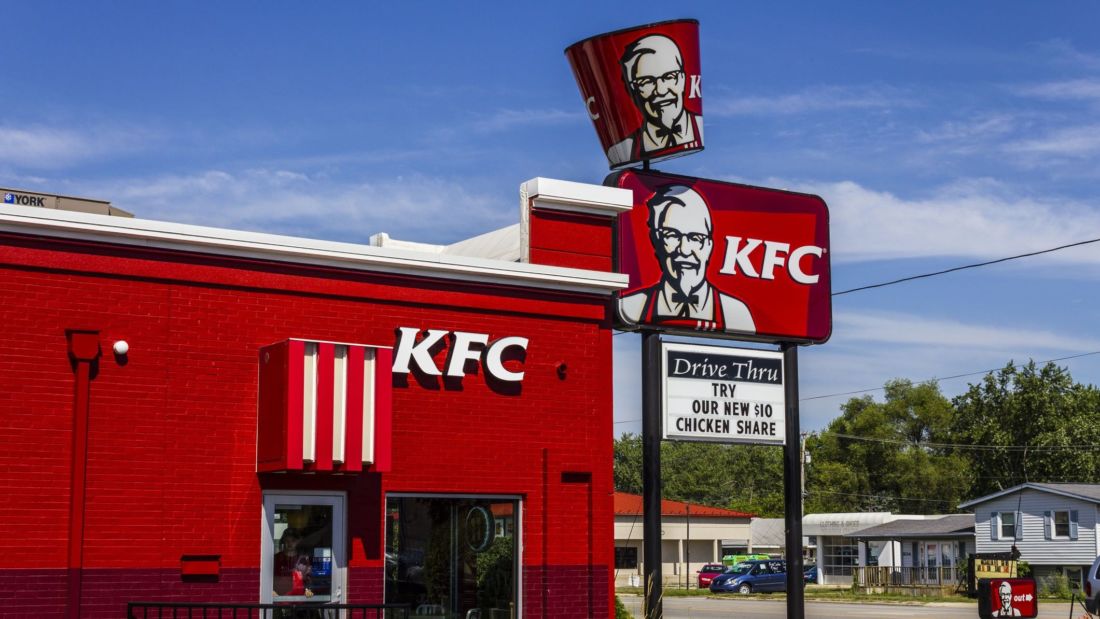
[386, 497, 517, 618]
[273, 504, 334, 602]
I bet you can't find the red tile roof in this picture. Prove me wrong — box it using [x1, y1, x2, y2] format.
[613, 492, 754, 519]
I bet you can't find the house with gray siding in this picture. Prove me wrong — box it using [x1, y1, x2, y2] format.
[959, 483, 1100, 590]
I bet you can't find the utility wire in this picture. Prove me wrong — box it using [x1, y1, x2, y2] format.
[614, 350, 1100, 424]
[821, 431, 1100, 452]
[832, 237, 1100, 296]
[800, 350, 1100, 402]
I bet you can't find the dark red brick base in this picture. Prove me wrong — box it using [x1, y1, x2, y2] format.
[0, 565, 608, 618]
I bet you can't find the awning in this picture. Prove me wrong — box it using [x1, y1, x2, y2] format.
[257, 339, 392, 473]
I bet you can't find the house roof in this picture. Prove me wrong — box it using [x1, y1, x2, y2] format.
[613, 492, 754, 519]
[849, 514, 975, 540]
[958, 483, 1100, 510]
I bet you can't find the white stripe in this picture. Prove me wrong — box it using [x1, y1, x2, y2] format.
[332, 346, 347, 464]
[362, 349, 375, 464]
[302, 343, 318, 462]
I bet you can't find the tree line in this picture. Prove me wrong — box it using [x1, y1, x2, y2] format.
[613, 361, 1100, 517]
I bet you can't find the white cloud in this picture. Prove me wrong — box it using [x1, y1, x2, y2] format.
[915, 114, 1017, 145]
[1004, 125, 1100, 157]
[835, 311, 1100, 353]
[84, 168, 516, 245]
[0, 124, 155, 168]
[1016, 78, 1100, 102]
[765, 177, 1100, 264]
[709, 85, 910, 117]
[1036, 39, 1100, 72]
[471, 108, 584, 133]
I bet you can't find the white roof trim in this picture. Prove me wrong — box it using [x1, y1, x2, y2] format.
[522, 177, 634, 217]
[958, 483, 1100, 509]
[0, 205, 628, 295]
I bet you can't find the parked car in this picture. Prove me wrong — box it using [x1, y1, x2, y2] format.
[1085, 556, 1100, 613]
[802, 564, 817, 584]
[709, 559, 791, 594]
[696, 563, 726, 588]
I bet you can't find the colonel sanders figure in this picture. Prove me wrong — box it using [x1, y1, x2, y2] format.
[620, 185, 754, 333]
[607, 34, 703, 167]
[992, 581, 1022, 616]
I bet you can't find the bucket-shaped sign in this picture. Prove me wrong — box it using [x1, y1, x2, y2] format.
[565, 19, 703, 170]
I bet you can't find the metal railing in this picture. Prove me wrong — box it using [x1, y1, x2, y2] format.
[854, 566, 963, 588]
[127, 602, 411, 619]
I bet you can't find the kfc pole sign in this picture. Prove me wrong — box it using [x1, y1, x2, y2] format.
[978, 578, 1038, 618]
[610, 170, 831, 343]
[566, 20, 703, 170]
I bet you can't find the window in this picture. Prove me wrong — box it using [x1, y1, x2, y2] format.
[1054, 511, 1071, 537]
[1000, 512, 1016, 539]
[615, 547, 638, 570]
[821, 537, 858, 577]
[386, 496, 518, 617]
[261, 492, 346, 603]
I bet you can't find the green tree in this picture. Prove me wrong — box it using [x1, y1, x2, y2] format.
[951, 361, 1100, 496]
[613, 434, 785, 516]
[805, 379, 969, 514]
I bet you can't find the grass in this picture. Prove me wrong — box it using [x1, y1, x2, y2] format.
[615, 586, 978, 604]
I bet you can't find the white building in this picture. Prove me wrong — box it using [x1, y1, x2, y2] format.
[960, 482, 1100, 590]
[613, 492, 753, 588]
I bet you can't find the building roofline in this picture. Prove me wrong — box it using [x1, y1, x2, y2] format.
[958, 483, 1100, 509]
[0, 205, 629, 295]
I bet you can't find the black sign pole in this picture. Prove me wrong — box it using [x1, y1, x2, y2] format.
[641, 330, 663, 619]
[782, 343, 805, 619]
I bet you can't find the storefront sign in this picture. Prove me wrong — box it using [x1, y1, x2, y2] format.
[392, 327, 528, 382]
[3, 192, 46, 206]
[566, 19, 703, 170]
[978, 578, 1037, 618]
[611, 169, 831, 343]
[661, 341, 784, 444]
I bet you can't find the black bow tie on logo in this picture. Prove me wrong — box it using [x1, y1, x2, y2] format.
[671, 292, 699, 305]
[654, 124, 684, 144]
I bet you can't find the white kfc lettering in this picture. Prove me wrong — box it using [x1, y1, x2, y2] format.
[392, 327, 528, 382]
[689, 74, 702, 99]
[719, 236, 824, 284]
[484, 336, 529, 382]
[392, 327, 448, 376]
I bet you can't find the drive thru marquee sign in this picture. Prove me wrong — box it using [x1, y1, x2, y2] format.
[662, 342, 785, 444]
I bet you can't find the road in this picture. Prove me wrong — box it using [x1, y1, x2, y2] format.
[619, 595, 1081, 618]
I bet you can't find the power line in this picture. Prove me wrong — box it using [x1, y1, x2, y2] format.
[800, 350, 1100, 402]
[806, 489, 959, 506]
[820, 431, 1100, 452]
[832, 237, 1100, 296]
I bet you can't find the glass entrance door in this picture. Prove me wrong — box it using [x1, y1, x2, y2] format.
[262, 492, 346, 604]
[385, 496, 518, 618]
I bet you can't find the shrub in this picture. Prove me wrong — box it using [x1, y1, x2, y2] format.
[1039, 572, 1072, 599]
[615, 595, 633, 619]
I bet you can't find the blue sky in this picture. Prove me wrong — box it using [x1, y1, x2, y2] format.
[4, 2, 1100, 432]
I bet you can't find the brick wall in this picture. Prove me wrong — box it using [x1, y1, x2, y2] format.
[0, 234, 615, 618]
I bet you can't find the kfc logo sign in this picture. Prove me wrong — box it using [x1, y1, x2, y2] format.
[566, 19, 704, 170]
[392, 327, 529, 383]
[720, 237, 826, 285]
[612, 170, 832, 344]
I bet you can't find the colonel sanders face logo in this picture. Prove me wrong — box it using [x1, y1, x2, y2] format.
[620, 185, 755, 334]
[605, 34, 703, 166]
[624, 35, 686, 134]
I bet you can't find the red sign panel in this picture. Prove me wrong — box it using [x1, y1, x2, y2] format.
[982, 578, 1038, 618]
[611, 170, 831, 343]
[565, 20, 703, 170]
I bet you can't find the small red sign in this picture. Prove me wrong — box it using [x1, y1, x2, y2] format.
[984, 578, 1038, 618]
[566, 20, 703, 170]
[611, 170, 831, 343]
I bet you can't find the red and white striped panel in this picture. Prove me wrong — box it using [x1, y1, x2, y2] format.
[279, 340, 392, 473]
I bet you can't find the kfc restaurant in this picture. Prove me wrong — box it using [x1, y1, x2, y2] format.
[0, 177, 633, 618]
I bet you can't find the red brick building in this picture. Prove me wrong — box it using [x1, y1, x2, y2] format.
[0, 178, 631, 618]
